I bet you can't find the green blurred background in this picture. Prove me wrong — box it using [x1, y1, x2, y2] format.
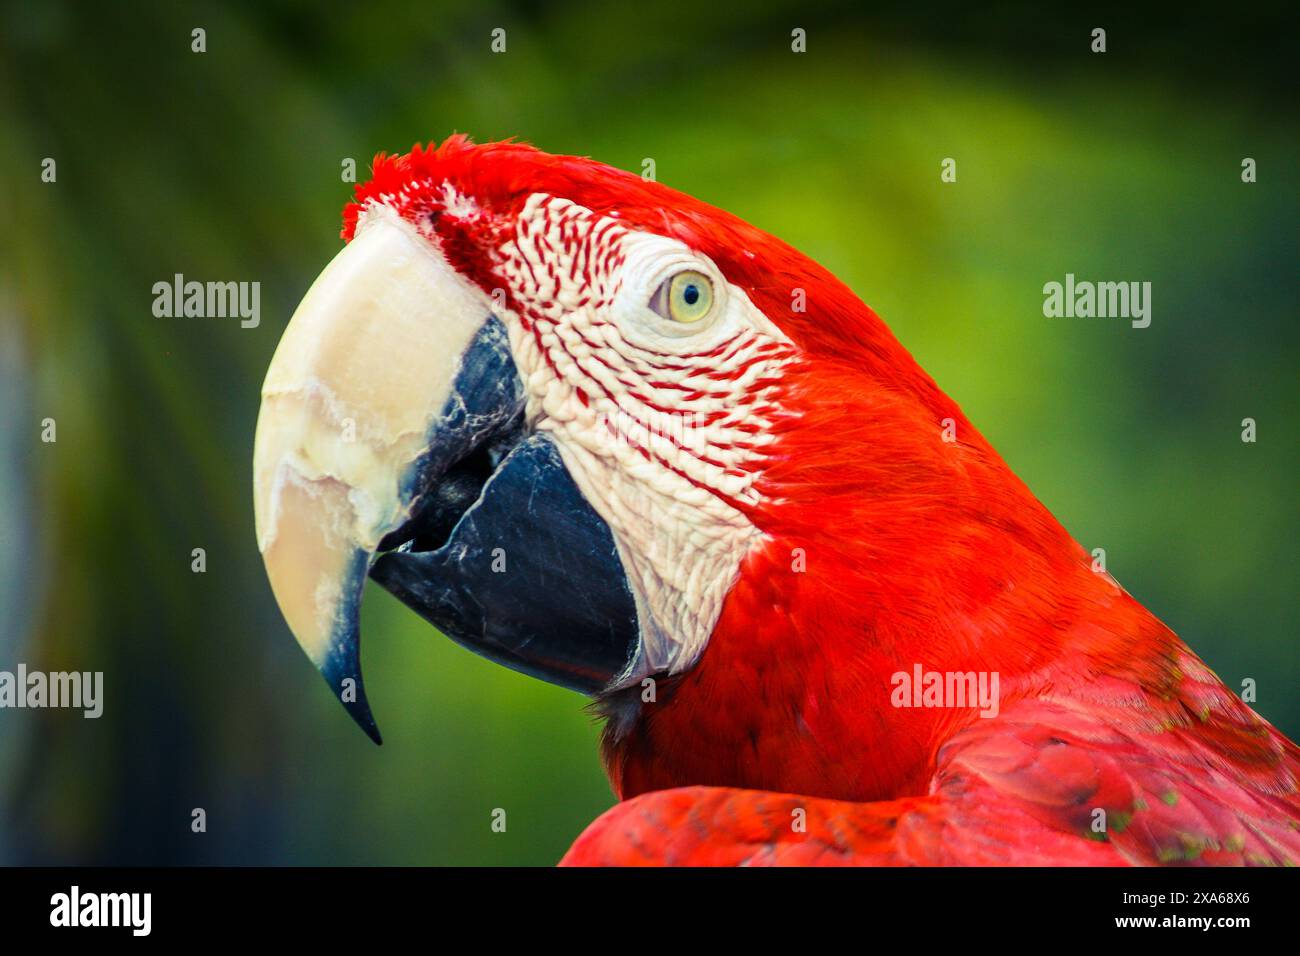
[0, 1, 1295, 864]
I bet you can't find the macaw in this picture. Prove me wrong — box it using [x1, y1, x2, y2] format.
[253, 136, 1300, 866]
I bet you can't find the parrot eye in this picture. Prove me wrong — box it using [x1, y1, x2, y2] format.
[651, 270, 714, 324]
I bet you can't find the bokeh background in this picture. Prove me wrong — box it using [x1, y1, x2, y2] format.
[0, 0, 1295, 864]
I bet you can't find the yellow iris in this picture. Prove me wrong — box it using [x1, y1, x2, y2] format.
[656, 270, 713, 323]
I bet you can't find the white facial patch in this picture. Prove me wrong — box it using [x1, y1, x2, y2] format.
[490, 193, 797, 685]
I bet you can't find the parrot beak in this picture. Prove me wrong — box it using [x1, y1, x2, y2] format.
[254, 209, 640, 744]
[253, 210, 520, 744]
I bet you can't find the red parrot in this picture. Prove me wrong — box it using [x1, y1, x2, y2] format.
[253, 136, 1300, 866]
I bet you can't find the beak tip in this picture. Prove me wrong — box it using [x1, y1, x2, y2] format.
[361, 722, 384, 747]
[334, 676, 384, 745]
[319, 644, 384, 745]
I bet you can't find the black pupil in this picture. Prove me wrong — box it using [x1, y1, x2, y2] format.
[682, 284, 699, 306]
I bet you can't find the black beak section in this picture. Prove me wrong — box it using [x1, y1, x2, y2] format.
[371, 431, 641, 693]
[370, 314, 640, 694]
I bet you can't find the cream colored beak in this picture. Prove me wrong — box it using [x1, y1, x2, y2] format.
[252, 210, 498, 742]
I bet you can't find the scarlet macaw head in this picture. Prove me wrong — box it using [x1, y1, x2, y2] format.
[255, 136, 1064, 798]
